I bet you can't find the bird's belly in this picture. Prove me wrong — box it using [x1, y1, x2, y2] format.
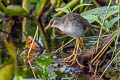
[64, 29, 84, 39]
[58, 24, 84, 39]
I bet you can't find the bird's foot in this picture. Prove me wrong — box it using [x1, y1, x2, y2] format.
[63, 54, 84, 67]
[63, 39, 84, 67]
[63, 55, 74, 63]
[70, 54, 84, 67]
[64, 53, 74, 61]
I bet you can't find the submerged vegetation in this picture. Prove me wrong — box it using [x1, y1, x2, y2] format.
[0, 0, 120, 80]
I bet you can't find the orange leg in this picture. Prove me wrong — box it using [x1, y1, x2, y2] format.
[70, 40, 84, 67]
[64, 40, 77, 60]
[64, 40, 84, 67]
[80, 37, 86, 51]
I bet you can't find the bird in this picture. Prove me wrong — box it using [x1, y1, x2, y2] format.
[45, 13, 92, 66]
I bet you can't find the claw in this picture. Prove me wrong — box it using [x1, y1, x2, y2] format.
[63, 40, 84, 67]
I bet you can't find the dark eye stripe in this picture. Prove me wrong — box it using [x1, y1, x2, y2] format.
[50, 21, 53, 26]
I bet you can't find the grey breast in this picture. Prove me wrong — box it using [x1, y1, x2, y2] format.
[58, 13, 85, 39]
[61, 18, 84, 39]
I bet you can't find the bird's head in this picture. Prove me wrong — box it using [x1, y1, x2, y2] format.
[45, 17, 62, 31]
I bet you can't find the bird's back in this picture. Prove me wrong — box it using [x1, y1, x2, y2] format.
[62, 13, 92, 33]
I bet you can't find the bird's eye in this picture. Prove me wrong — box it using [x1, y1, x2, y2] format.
[50, 21, 53, 26]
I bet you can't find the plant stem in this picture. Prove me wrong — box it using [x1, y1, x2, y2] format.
[0, 1, 6, 12]
[37, 21, 50, 53]
[36, 0, 47, 19]
[53, 0, 79, 17]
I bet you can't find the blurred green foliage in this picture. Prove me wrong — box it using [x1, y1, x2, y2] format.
[0, 0, 119, 80]
[36, 55, 53, 79]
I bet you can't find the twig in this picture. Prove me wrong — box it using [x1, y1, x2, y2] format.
[91, 34, 114, 64]
[51, 39, 74, 53]
[28, 60, 36, 79]
[60, 41, 64, 58]
[0, 29, 10, 34]
[94, 61, 99, 76]
[96, 0, 112, 54]
[27, 25, 39, 78]
[99, 50, 120, 79]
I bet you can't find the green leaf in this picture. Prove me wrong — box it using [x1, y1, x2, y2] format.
[103, 20, 110, 32]
[81, 5, 118, 16]
[60, 65, 66, 72]
[36, 55, 52, 68]
[108, 16, 120, 28]
[48, 72, 57, 79]
[13, 76, 23, 80]
[0, 2, 6, 12]
[0, 12, 4, 22]
[106, 9, 119, 19]
[72, 4, 92, 12]
[0, 40, 16, 80]
[4, 42, 16, 59]
[82, 15, 100, 23]
[22, 0, 30, 13]
[43, 68, 48, 78]
[0, 59, 16, 80]
[5, 5, 28, 16]
[53, 0, 79, 17]
[34, 1, 42, 15]
[0, 10, 3, 15]
[50, 0, 57, 6]
[55, 8, 71, 14]
[81, 5, 118, 22]
[104, 20, 109, 28]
